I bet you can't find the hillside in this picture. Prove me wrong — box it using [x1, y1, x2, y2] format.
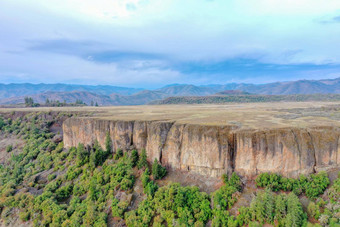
[110, 90, 169, 105]
[0, 83, 142, 99]
[155, 84, 217, 96]
[0, 108, 339, 226]
[2, 77, 340, 106]
[152, 94, 340, 105]
[214, 90, 251, 95]
[0, 91, 114, 106]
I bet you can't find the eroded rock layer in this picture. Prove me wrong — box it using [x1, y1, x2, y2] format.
[63, 118, 340, 178]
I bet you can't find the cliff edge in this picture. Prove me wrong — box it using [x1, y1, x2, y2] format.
[63, 117, 340, 178]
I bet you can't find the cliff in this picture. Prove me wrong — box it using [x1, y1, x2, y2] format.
[63, 118, 340, 179]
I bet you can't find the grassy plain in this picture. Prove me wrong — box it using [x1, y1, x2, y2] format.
[1, 101, 340, 129]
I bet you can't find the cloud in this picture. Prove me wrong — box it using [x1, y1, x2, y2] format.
[333, 15, 340, 22]
[0, 0, 339, 86]
[320, 15, 340, 23]
[28, 39, 103, 55]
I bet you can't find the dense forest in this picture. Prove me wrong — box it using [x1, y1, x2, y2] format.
[153, 94, 340, 105]
[0, 112, 339, 226]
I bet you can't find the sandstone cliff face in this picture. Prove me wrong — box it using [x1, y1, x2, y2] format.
[63, 118, 340, 178]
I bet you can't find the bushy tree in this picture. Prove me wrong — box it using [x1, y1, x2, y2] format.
[255, 172, 330, 199]
[130, 149, 139, 167]
[112, 198, 129, 218]
[76, 143, 88, 166]
[307, 202, 321, 219]
[144, 180, 158, 197]
[137, 149, 148, 169]
[212, 173, 242, 211]
[327, 171, 340, 203]
[6, 145, 13, 153]
[114, 149, 123, 160]
[125, 183, 211, 226]
[152, 159, 167, 180]
[141, 168, 150, 188]
[304, 172, 330, 199]
[105, 132, 112, 153]
[285, 193, 307, 227]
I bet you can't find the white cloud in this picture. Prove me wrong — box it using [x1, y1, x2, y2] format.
[0, 0, 339, 85]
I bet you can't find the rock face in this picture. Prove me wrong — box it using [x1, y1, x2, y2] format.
[63, 118, 340, 178]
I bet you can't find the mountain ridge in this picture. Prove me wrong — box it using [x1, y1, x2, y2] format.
[2, 77, 340, 105]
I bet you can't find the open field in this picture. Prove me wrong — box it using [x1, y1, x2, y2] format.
[1, 101, 340, 129]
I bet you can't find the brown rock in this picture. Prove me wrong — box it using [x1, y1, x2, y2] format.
[63, 118, 340, 179]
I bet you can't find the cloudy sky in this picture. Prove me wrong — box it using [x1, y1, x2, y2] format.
[0, 0, 340, 88]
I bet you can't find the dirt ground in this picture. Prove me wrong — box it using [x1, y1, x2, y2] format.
[157, 169, 223, 194]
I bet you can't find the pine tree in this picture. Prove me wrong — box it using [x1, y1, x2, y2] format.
[152, 159, 167, 180]
[130, 149, 139, 167]
[76, 143, 88, 166]
[141, 168, 150, 188]
[137, 149, 148, 169]
[114, 149, 123, 160]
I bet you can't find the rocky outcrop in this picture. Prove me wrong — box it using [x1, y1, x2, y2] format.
[63, 118, 340, 179]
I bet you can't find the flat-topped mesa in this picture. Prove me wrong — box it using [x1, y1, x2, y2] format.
[63, 117, 340, 179]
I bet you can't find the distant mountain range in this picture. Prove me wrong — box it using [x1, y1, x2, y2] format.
[0, 83, 142, 99]
[1, 77, 340, 105]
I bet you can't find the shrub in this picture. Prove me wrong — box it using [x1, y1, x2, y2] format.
[112, 198, 129, 218]
[114, 149, 123, 160]
[212, 173, 242, 211]
[19, 211, 30, 221]
[307, 202, 321, 219]
[6, 145, 13, 153]
[304, 172, 330, 199]
[125, 183, 211, 226]
[327, 171, 340, 203]
[56, 183, 73, 201]
[144, 181, 158, 197]
[255, 172, 330, 199]
[47, 174, 56, 182]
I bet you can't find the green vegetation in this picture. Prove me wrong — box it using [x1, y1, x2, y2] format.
[125, 183, 211, 226]
[152, 159, 167, 180]
[114, 148, 123, 160]
[0, 113, 339, 226]
[250, 190, 307, 226]
[105, 132, 112, 153]
[130, 149, 138, 167]
[137, 149, 148, 169]
[0, 113, 136, 226]
[5, 145, 12, 153]
[212, 173, 242, 211]
[255, 172, 330, 198]
[327, 171, 340, 203]
[45, 98, 68, 107]
[24, 97, 40, 107]
[155, 93, 340, 105]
